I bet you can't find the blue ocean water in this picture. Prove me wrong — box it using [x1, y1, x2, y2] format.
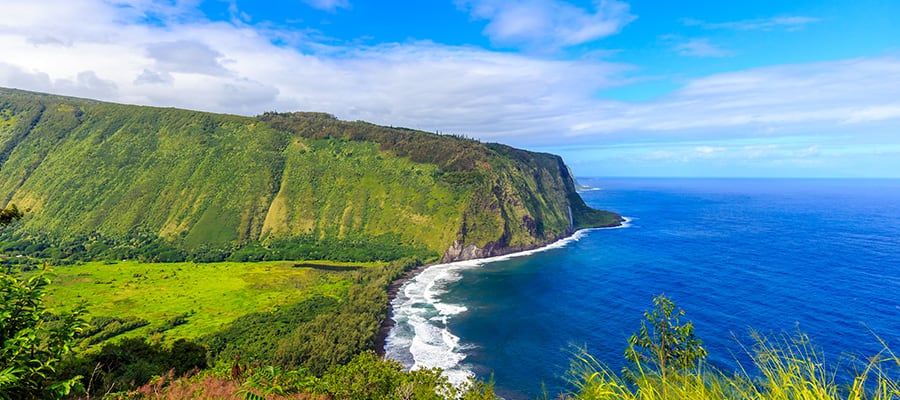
[386, 178, 900, 399]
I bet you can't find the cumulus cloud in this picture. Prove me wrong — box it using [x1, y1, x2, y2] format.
[58, 71, 119, 98]
[145, 40, 230, 76]
[0, 63, 116, 99]
[457, 0, 636, 49]
[134, 69, 174, 85]
[0, 63, 53, 92]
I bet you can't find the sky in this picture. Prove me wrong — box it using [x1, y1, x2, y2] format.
[1, 0, 899, 177]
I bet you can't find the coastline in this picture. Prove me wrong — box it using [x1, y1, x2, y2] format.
[376, 217, 629, 359]
[375, 261, 434, 357]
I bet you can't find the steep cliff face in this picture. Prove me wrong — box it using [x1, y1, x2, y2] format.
[0, 88, 619, 262]
[440, 144, 621, 262]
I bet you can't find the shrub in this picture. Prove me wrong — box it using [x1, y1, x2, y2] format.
[0, 269, 89, 399]
[562, 295, 900, 400]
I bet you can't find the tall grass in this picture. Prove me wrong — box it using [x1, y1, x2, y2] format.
[562, 333, 900, 400]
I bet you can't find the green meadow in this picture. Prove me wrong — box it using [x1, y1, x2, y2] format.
[42, 260, 380, 344]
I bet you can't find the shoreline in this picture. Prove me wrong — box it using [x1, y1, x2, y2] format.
[374, 261, 434, 357]
[375, 217, 628, 358]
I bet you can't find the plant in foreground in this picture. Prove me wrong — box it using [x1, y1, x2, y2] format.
[623, 294, 708, 399]
[563, 295, 900, 400]
[0, 269, 89, 399]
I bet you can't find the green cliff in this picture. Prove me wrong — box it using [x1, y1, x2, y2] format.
[0, 88, 620, 262]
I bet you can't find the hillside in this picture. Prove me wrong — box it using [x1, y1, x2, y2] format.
[0, 87, 620, 263]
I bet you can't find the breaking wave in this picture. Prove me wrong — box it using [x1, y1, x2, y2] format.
[383, 224, 628, 386]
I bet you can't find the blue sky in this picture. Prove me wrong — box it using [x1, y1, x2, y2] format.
[1, 0, 899, 177]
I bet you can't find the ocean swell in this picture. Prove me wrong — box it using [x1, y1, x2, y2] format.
[384, 222, 630, 385]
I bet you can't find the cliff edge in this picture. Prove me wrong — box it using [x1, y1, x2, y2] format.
[0, 87, 620, 262]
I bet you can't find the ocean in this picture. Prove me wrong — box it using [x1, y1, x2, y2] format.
[385, 178, 900, 399]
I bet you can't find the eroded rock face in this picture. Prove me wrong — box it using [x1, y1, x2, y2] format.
[440, 231, 574, 263]
[441, 240, 487, 263]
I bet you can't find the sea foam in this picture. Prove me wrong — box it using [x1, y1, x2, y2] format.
[384, 224, 629, 386]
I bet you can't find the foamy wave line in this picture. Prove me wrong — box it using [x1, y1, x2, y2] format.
[607, 216, 632, 229]
[384, 220, 631, 386]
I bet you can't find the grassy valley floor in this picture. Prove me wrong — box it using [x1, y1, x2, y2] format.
[43, 260, 381, 344]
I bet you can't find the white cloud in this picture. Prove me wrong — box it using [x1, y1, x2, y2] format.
[742, 144, 781, 159]
[134, 69, 174, 85]
[0, 0, 898, 155]
[694, 146, 727, 157]
[663, 36, 732, 57]
[683, 16, 821, 31]
[302, 0, 351, 12]
[843, 104, 900, 123]
[59, 71, 119, 98]
[26, 35, 73, 47]
[591, 142, 829, 166]
[0, 63, 52, 93]
[0, 63, 117, 99]
[145, 40, 229, 76]
[563, 56, 900, 148]
[0, 0, 630, 141]
[457, 0, 636, 49]
[795, 145, 820, 158]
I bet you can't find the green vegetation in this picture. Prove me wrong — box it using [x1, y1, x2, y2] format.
[0, 204, 86, 399]
[113, 351, 497, 400]
[2, 256, 504, 399]
[0, 87, 620, 265]
[561, 295, 900, 400]
[0, 269, 88, 399]
[43, 260, 374, 342]
[1, 87, 895, 400]
[623, 294, 708, 398]
[0, 204, 23, 226]
[32, 256, 442, 397]
[4, 258, 899, 399]
[61, 337, 208, 396]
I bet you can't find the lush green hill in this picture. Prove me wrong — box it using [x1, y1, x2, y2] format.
[0, 87, 620, 263]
